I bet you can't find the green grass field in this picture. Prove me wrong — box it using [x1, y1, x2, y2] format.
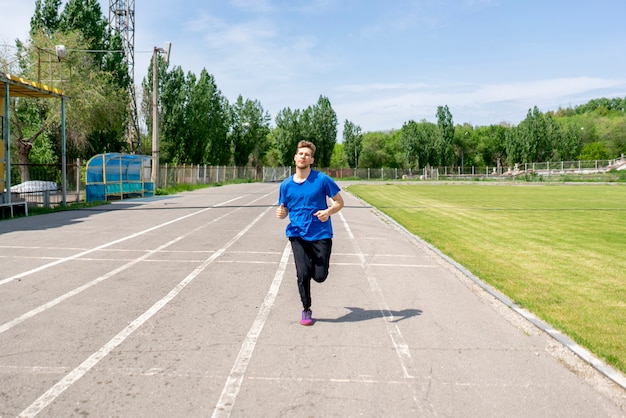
[347, 182, 626, 375]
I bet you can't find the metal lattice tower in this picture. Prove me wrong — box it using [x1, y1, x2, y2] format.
[109, 0, 141, 153]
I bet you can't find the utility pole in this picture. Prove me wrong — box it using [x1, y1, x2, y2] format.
[151, 43, 171, 188]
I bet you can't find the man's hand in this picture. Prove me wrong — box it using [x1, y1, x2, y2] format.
[314, 193, 344, 223]
[276, 203, 288, 219]
[314, 209, 330, 222]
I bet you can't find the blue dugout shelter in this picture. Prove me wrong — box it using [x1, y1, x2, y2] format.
[86, 153, 153, 202]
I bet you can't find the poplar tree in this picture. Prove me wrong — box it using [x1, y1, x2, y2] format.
[436, 105, 454, 166]
[231, 95, 271, 167]
[274, 108, 302, 166]
[310, 95, 337, 168]
[342, 119, 363, 169]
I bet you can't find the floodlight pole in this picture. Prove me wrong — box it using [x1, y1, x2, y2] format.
[3, 82, 10, 208]
[151, 42, 171, 188]
[151, 47, 159, 187]
[61, 97, 67, 205]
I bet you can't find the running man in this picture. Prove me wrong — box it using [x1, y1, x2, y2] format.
[276, 140, 344, 325]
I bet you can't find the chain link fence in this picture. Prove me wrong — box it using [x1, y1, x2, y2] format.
[6, 156, 625, 212]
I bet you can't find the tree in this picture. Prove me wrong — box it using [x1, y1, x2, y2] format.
[436, 105, 454, 166]
[30, 0, 62, 37]
[504, 127, 521, 165]
[12, 30, 127, 178]
[8, 0, 128, 182]
[310, 95, 337, 167]
[272, 95, 337, 167]
[474, 124, 507, 169]
[359, 132, 389, 168]
[185, 71, 210, 164]
[154, 66, 231, 165]
[274, 107, 302, 166]
[575, 97, 626, 115]
[58, 0, 107, 53]
[359, 131, 400, 169]
[299, 106, 315, 145]
[159, 66, 189, 163]
[453, 124, 474, 169]
[553, 124, 582, 161]
[387, 130, 404, 168]
[400, 121, 419, 168]
[580, 142, 610, 160]
[509, 106, 557, 163]
[11, 18, 62, 182]
[400, 119, 439, 169]
[190, 69, 230, 165]
[46, 32, 127, 159]
[101, 31, 130, 89]
[59, 0, 128, 88]
[11, 98, 50, 181]
[342, 119, 362, 169]
[330, 143, 347, 168]
[231, 95, 271, 167]
[600, 118, 626, 157]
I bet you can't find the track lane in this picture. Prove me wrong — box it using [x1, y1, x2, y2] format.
[0, 182, 622, 417]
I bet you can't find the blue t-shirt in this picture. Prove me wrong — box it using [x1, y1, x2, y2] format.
[278, 170, 341, 241]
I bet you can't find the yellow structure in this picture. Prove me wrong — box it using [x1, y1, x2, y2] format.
[0, 96, 4, 180]
[1, 72, 66, 217]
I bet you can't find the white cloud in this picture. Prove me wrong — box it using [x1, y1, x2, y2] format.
[332, 77, 626, 131]
[475, 77, 625, 104]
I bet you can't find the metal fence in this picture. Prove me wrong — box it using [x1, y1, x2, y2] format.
[330, 158, 625, 181]
[6, 156, 625, 212]
[7, 161, 82, 210]
[158, 164, 264, 189]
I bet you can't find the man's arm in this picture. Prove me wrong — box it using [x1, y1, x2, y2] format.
[327, 192, 344, 215]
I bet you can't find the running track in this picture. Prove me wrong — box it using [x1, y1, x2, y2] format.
[0, 182, 624, 417]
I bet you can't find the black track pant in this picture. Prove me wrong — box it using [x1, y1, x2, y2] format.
[289, 237, 333, 310]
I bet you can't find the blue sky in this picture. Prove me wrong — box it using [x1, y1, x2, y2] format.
[2, 0, 626, 134]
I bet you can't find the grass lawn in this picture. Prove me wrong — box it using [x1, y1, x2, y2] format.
[346, 182, 626, 375]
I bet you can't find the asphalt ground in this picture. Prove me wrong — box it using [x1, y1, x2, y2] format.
[0, 182, 624, 417]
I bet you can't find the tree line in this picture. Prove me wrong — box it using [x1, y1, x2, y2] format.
[2, 0, 625, 181]
[338, 101, 626, 170]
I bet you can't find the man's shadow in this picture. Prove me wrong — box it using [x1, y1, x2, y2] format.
[315, 307, 422, 323]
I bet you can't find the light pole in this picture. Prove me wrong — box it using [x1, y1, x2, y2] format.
[151, 42, 171, 188]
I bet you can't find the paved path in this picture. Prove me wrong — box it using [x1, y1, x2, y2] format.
[0, 182, 624, 417]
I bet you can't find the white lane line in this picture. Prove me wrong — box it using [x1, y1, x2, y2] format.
[0, 236, 184, 335]
[247, 376, 416, 386]
[18, 206, 273, 418]
[0, 246, 86, 250]
[212, 242, 291, 418]
[0, 196, 247, 287]
[0, 193, 273, 335]
[338, 212, 417, 380]
[333, 262, 436, 268]
[338, 211, 434, 411]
